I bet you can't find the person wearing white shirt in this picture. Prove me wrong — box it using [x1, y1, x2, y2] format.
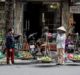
[56, 26, 66, 65]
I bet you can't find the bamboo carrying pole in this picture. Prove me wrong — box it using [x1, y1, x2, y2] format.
[44, 33, 50, 56]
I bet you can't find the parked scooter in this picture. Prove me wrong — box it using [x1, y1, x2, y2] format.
[28, 33, 37, 59]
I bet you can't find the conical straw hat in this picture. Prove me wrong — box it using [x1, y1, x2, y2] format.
[57, 26, 66, 32]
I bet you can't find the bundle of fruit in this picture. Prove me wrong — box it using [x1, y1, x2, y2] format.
[21, 51, 33, 59]
[73, 55, 80, 60]
[38, 56, 52, 63]
[67, 53, 80, 62]
[67, 54, 73, 60]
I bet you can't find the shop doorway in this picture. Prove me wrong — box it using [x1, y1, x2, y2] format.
[23, 2, 60, 40]
[73, 14, 80, 35]
[23, 2, 43, 40]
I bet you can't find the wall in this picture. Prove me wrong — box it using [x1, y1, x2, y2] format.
[14, 1, 23, 35]
[62, 1, 70, 30]
[13, 1, 24, 43]
[0, 2, 5, 44]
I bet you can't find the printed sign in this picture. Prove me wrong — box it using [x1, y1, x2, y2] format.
[70, 6, 80, 13]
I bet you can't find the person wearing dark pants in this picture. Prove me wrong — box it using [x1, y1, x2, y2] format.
[5, 28, 15, 64]
[6, 48, 14, 64]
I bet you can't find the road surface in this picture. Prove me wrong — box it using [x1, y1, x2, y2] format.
[0, 61, 80, 75]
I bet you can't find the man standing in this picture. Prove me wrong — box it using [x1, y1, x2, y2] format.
[41, 26, 52, 55]
[5, 28, 15, 64]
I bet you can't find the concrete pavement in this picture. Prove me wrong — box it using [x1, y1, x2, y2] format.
[0, 56, 80, 66]
[0, 58, 80, 75]
[0, 61, 80, 75]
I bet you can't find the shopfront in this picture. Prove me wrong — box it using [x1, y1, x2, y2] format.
[4, 0, 70, 40]
[70, 5, 80, 34]
[0, 0, 76, 61]
[22, 0, 61, 40]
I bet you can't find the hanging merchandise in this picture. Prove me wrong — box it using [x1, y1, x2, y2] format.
[37, 56, 52, 63]
[37, 26, 53, 63]
[21, 51, 33, 60]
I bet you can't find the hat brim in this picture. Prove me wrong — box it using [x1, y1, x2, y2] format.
[57, 29, 66, 32]
[57, 26, 66, 32]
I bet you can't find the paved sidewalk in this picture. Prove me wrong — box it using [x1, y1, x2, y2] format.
[0, 57, 80, 66]
[0, 58, 38, 64]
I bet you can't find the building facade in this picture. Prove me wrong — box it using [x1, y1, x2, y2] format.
[0, 1, 5, 44]
[1, 0, 79, 42]
[5, 0, 63, 40]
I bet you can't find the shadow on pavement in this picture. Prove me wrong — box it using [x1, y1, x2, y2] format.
[33, 62, 59, 68]
[65, 63, 80, 66]
[0, 64, 16, 66]
[14, 62, 38, 65]
[34, 65, 58, 68]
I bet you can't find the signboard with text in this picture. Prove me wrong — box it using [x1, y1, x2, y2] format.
[70, 6, 80, 13]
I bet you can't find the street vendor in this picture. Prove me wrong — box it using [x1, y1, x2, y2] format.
[5, 28, 15, 64]
[56, 26, 66, 65]
[41, 26, 52, 55]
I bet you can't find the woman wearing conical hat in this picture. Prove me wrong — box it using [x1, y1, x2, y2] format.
[56, 26, 66, 65]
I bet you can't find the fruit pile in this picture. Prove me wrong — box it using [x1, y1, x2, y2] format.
[73, 55, 80, 60]
[67, 54, 73, 59]
[22, 51, 33, 59]
[67, 54, 80, 60]
[39, 56, 52, 62]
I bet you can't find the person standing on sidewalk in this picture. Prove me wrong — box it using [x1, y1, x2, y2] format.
[5, 28, 15, 64]
[56, 26, 66, 65]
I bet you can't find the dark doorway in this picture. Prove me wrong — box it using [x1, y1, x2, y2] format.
[23, 2, 60, 40]
[73, 14, 80, 35]
[45, 12, 55, 33]
[23, 2, 43, 40]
